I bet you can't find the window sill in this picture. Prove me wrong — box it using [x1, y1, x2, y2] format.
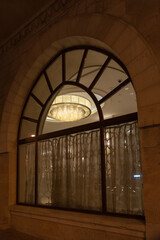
[10, 205, 145, 239]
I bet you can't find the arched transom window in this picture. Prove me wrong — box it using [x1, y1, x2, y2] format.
[18, 46, 144, 216]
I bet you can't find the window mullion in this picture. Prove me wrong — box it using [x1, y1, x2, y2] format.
[35, 140, 38, 205]
[100, 126, 107, 213]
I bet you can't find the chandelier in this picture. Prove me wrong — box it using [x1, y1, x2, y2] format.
[48, 95, 91, 122]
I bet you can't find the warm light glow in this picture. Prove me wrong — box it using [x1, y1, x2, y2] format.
[48, 95, 91, 122]
[30, 134, 36, 137]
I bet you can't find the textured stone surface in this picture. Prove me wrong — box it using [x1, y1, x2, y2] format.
[0, 153, 9, 228]
[0, 229, 43, 240]
[10, 205, 145, 240]
[0, 0, 160, 239]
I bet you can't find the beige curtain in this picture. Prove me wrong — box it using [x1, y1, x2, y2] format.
[24, 121, 143, 215]
[38, 140, 53, 205]
[38, 130, 102, 211]
[104, 122, 143, 215]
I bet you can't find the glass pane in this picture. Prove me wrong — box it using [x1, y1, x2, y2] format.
[18, 143, 35, 204]
[101, 83, 137, 120]
[46, 55, 62, 90]
[104, 122, 143, 215]
[108, 59, 126, 72]
[23, 96, 42, 120]
[20, 119, 37, 139]
[38, 129, 102, 211]
[32, 75, 51, 104]
[93, 60, 128, 98]
[66, 50, 84, 81]
[80, 50, 107, 87]
[78, 66, 99, 88]
[42, 85, 100, 134]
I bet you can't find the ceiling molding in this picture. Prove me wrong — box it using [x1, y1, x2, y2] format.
[0, 0, 79, 56]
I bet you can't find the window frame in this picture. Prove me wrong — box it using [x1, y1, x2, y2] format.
[17, 46, 144, 219]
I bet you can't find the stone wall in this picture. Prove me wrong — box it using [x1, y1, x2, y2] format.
[0, 153, 9, 229]
[10, 205, 145, 240]
[0, 0, 160, 239]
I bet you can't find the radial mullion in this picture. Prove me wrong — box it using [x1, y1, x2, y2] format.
[35, 140, 38, 205]
[62, 52, 66, 82]
[31, 93, 44, 107]
[89, 56, 111, 91]
[76, 49, 88, 83]
[22, 116, 38, 123]
[44, 71, 53, 93]
[99, 78, 131, 105]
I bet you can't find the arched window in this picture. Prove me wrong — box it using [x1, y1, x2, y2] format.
[18, 46, 144, 216]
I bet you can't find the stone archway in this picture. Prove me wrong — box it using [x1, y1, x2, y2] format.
[1, 13, 159, 239]
[3, 14, 159, 152]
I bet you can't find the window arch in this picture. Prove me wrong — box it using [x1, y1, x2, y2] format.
[18, 46, 143, 216]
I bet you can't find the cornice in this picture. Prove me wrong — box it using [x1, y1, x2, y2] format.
[0, 0, 79, 56]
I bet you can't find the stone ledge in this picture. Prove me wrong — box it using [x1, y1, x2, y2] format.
[10, 205, 145, 239]
[0, 229, 43, 240]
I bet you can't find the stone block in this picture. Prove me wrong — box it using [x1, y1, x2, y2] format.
[126, 49, 155, 78]
[10, 206, 145, 240]
[137, 83, 160, 108]
[112, 27, 137, 55]
[0, 153, 9, 226]
[138, 103, 160, 127]
[132, 64, 159, 92]
[103, 21, 126, 48]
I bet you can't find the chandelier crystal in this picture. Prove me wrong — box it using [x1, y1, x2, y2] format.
[48, 95, 91, 122]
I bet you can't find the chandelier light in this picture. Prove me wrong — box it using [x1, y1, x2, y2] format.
[48, 95, 91, 122]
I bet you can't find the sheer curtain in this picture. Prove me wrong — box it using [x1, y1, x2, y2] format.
[104, 122, 143, 215]
[22, 121, 143, 214]
[23, 143, 35, 204]
[38, 140, 53, 205]
[38, 130, 102, 211]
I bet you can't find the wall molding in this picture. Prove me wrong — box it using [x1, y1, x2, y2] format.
[140, 123, 160, 130]
[10, 205, 145, 239]
[0, 0, 79, 56]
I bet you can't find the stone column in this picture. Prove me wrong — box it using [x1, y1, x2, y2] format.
[140, 125, 160, 240]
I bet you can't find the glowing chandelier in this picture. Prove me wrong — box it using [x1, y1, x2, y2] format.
[48, 95, 91, 122]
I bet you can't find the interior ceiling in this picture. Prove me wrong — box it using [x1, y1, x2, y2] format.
[42, 48, 137, 134]
[0, 0, 54, 45]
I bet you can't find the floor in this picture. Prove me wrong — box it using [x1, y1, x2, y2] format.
[0, 229, 42, 240]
